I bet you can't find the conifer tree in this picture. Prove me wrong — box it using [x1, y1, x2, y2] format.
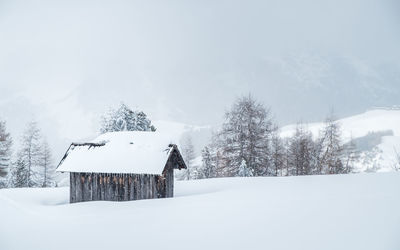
[100, 103, 156, 133]
[0, 120, 12, 187]
[9, 158, 27, 188]
[238, 159, 253, 177]
[201, 146, 215, 178]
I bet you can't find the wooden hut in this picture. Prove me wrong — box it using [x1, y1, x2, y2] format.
[56, 131, 187, 203]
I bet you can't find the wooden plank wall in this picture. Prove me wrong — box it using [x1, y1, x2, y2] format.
[165, 167, 174, 198]
[70, 172, 169, 203]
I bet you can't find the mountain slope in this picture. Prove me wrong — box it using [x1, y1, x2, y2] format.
[281, 108, 400, 172]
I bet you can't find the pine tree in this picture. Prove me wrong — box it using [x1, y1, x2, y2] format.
[201, 146, 215, 178]
[135, 111, 156, 132]
[238, 159, 253, 177]
[9, 158, 28, 188]
[0, 120, 12, 187]
[100, 103, 156, 133]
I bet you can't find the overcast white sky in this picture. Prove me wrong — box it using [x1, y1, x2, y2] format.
[1, 0, 400, 158]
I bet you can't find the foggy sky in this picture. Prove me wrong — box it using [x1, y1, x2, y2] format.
[1, 0, 400, 158]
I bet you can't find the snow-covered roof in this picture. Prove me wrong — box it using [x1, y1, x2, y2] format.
[57, 131, 183, 175]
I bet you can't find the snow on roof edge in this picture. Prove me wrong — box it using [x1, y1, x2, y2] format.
[56, 131, 180, 175]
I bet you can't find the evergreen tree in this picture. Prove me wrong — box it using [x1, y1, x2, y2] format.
[201, 146, 215, 178]
[0, 120, 12, 187]
[238, 159, 253, 177]
[135, 111, 156, 132]
[100, 103, 156, 133]
[9, 158, 28, 188]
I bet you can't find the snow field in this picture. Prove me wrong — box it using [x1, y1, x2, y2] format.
[0, 173, 399, 250]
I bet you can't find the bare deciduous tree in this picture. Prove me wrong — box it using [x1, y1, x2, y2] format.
[40, 139, 55, 187]
[179, 135, 196, 180]
[217, 95, 275, 176]
[0, 120, 12, 187]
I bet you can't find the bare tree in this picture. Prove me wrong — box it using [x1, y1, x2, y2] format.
[342, 137, 358, 174]
[393, 147, 400, 171]
[10, 121, 42, 187]
[287, 124, 315, 176]
[317, 115, 345, 174]
[40, 139, 55, 187]
[217, 95, 275, 176]
[0, 120, 12, 187]
[179, 135, 196, 180]
[271, 131, 285, 176]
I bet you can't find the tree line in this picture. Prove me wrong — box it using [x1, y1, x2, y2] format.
[0, 103, 157, 189]
[180, 95, 359, 180]
[0, 99, 360, 188]
[0, 121, 56, 188]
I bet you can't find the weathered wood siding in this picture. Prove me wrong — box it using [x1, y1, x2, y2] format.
[165, 166, 174, 198]
[70, 172, 169, 203]
[68, 146, 187, 203]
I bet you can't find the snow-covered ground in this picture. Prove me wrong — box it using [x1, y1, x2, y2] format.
[281, 108, 400, 172]
[1, 173, 399, 250]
